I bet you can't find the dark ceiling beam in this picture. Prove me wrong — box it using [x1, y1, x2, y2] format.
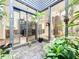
[13, 6, 36, 15]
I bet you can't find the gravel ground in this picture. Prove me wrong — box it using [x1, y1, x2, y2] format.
[11, 42, 47, 59]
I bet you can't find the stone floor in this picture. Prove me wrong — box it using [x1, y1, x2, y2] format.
[11, 42, 47, 59]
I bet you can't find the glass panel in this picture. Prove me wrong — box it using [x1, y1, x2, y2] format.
[14, 10, 20, 44]
[19, 11, 27, 44]
[39, 10, 49, 40]
[28, 14, 35, 42]
[39, 20, 48, 40]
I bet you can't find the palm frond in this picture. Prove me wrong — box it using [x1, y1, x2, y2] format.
[32, 12, 45, 22]
[69, 0, 79, 7]
[68, 23, 79, 27]
[0, 0, 6, 5]
[75, 11, 79, 14]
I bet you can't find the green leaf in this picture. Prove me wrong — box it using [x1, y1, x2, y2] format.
[46, 57, 52, 59]
[44, 37, 79, 59]
[47, 53, 56, 57]
[56, 45, 64, 54]
[75, 11, 79, 14]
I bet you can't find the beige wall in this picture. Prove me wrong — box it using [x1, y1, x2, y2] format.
[0, 18, 6, 39]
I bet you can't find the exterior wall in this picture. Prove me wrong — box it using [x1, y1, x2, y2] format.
[0, 0, 8, 39]
[51, 1, 65, 36]
[0, 17, 6, 39]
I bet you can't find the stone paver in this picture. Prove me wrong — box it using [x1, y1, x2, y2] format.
[11, 42, 46, 59]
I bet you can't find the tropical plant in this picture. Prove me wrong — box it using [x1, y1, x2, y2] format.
[44, 0, 79, 59]
[0, 44, 12, 59]
[32, 12, 45, 22]
[32, 12, 45, 39]
[44, 37, 79, 59]
[68, 0, 79, 27]
[0, 0, 6, 29]
[0, 0, 6, 20]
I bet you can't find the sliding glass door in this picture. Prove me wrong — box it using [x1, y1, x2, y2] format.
[14, 9, 20, 44]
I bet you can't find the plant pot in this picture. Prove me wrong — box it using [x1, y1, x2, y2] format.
[38, 38, 44, 43]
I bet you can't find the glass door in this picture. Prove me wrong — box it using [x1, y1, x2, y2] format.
[28, 14, 35, 42]
[14, 9, 20, 44]
[19, 11, 27, 44]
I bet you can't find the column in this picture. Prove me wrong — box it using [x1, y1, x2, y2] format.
[35, 11, 39, 40]
[64, 0, 69, 37]
[9, 0, 14, 49]
[48, 7, 51, 41]
[26, 13, 28, 42]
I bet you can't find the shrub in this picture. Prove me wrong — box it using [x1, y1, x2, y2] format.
[44, 37, 79, 59]
[0, 44, 12, 59]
